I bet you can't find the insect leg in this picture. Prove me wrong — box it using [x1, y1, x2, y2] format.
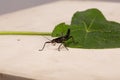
[58, 42, 68, 51]
[52, 43, 56, 46]
[58, 43, 63, 51]
[39, 41, 51, 51]
[63, 43, 69, 51]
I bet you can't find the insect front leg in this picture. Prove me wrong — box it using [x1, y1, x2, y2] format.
[39, 41, 51, 51]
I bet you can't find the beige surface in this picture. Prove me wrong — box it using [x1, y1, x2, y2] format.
[0, 1, 120, 80]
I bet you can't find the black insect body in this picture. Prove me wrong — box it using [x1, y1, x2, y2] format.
[39, 29, 74, 51]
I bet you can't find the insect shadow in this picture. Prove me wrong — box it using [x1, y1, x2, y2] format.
[39, 29, 74, 51]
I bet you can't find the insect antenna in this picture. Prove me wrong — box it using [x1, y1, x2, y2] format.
[42, 36, 51, 40]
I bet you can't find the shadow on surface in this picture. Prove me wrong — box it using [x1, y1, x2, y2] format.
[0, 73, 34, 80]
[0, 0, 57, 15]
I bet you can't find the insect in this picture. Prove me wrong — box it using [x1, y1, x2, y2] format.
[39, 29, 74, 51]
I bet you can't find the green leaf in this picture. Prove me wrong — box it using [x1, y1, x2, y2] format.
[52, 8, 120, 49]
[52, 23, 69, 37]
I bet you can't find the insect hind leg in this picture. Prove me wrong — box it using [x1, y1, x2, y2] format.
[58, 42, 69, 51]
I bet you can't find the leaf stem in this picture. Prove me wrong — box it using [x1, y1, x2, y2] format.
[0, 31, 51, 36]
